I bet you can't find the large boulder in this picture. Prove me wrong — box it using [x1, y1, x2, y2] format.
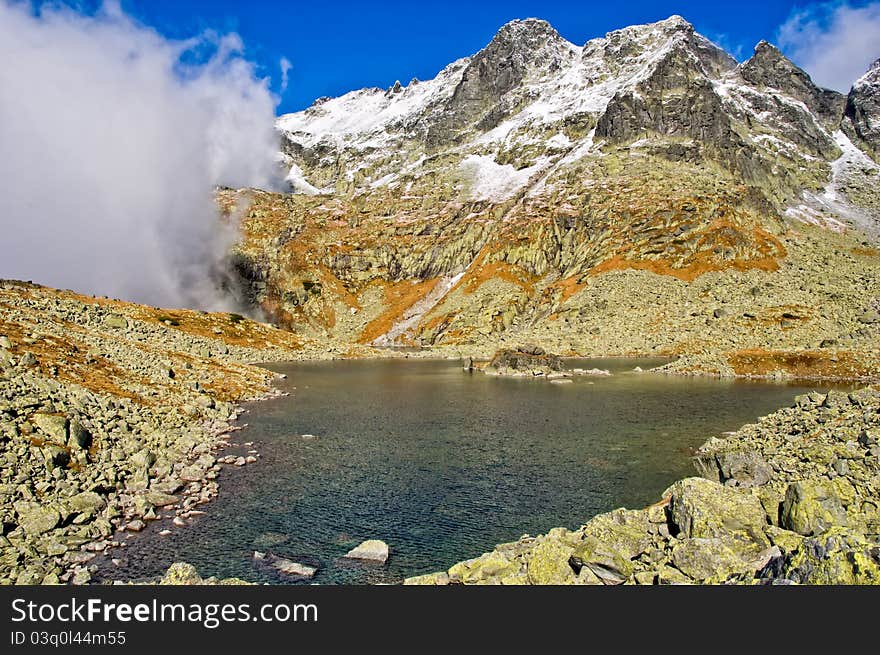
[569, 537, 633, 584]
[578, 508, 652, 559]
[13, 500, 60, 536]
[526, 538, 577, 585]
[671, 537, 754, 581]
[448, 551, 524, 584]
[66, 491, 105, 514]
[667, 477, 769, 548]
[67, 421, 92, 450]
[693, 443, 773, 488]
[780, 480, 848, 536]
[31, 413, 68, 443]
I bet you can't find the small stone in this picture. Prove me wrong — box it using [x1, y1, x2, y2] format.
[125, 520, 146, 532]
[71, 569, 92, 585]
[343, 539, 390, 563]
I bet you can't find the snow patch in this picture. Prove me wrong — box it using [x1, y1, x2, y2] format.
[371, 272, 466, 346]
[460, 154, 549, 202]
[784, 131, 880, 235]
[285, 162, 331, 195]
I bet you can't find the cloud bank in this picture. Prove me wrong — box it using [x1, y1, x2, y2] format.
[0, 1, 281, 310]
[778, 1, 880, 91]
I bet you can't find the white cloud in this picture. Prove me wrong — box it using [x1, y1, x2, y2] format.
[0, 0, 282, 310]
[280, 56, 292, 93]
[777, 1, 880, 91]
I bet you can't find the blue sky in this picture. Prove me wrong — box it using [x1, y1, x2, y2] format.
[44, 1, 880, 113]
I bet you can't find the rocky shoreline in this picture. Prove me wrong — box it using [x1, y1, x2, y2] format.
[404, 386, 880, 584]
[0, 280, 318, 585]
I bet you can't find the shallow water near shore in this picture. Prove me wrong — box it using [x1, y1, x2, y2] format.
[98, 358, 845, 584]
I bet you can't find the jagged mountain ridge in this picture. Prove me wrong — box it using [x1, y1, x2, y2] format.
[276, 15, 869, 203]
[230, 15, 880, 359]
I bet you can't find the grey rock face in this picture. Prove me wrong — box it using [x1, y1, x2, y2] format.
[740, 41, 845, 125]
[845, 58, 880, 159]
[429, 18, 575, 142]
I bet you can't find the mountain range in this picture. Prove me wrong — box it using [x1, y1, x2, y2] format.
[226, 15, 880, 375]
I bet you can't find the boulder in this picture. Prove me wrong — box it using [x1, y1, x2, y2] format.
[403, 572, 451, 585]
[671, 537, 775, 581]
[693, 447, 773, 487]
[144, 490, 179, 507]
[667, 477, 769, 548]
[780, 480, 848, 536]
[448, 551, 522, 584]
[526, 539, 577, 584]
[67, 421, 92, 450]
[569, 536, 634, 584]
[14, 501, 60, 535]
[342, 539, 390, 564]
[67, 491, 105, 514]
[160, 562, 203, 584]
[579, 508, 652, 559]
[254, 552, 317, 579]
[41, 444, 70, 470]
[31, 413, 68, 442]
[103, 314, 129, 329]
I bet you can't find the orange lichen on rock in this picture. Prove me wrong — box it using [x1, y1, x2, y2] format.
[727, 349, 879, 380]
[132, 308, 304, 350]
[461, 260, 536, 294]
[547, 275, 586, 304]
[588, 219, 786, 282]
[358, 278, 441, 343]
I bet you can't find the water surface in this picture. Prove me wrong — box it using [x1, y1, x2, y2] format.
[99, 358, 837, 584]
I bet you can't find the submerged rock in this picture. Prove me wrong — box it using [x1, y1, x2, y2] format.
[253, 552, 318, 579]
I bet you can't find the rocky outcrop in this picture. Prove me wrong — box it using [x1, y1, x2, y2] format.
[429, 19, 576, 144]
[740, 41, 845, 126]
[484, 345, 564, 376]
[845, 58, 880, 160]
[406, 388, 880, 585]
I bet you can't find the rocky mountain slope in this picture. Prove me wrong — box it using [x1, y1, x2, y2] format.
[226, 15, 880, 378]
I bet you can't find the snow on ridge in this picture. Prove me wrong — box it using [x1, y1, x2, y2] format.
[785, 130, 879, 235]
[276, 57, 470, 147]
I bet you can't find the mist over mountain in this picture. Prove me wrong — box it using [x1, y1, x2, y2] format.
[0, 1, 281, 310]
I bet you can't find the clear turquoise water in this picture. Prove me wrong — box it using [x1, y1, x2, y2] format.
[99, 358, 836, 584]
